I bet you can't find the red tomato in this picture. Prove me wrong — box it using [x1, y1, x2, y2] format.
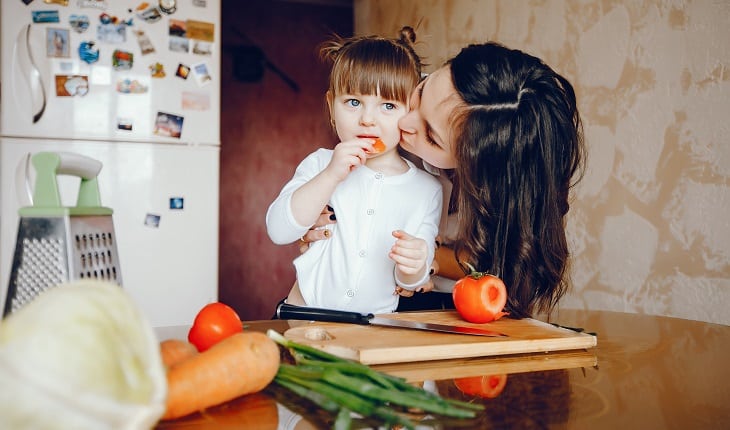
[188, 302, 243, 352]
[452, 272, 508, 323]
[454, 374, 508, 399]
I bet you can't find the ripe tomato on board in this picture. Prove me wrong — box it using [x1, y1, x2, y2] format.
[454, 374, 508, 399]
[452, 272, 508, 323]
[188, 302, 243, 352]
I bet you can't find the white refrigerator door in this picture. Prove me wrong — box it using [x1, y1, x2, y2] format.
[0, 139, 219, 327]
[0, 0, 220, 145]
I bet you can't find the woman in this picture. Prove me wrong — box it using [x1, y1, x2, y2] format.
[303, 41, 585, 319]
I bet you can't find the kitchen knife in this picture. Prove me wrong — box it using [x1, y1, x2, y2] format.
[276, 303, 506, 337]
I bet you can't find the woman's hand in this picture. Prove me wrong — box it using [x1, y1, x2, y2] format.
[298, 205, 336, 253]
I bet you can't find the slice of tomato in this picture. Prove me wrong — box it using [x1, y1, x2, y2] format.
[454, 374, 508, 399]
[187, 302, 243, 352]
[452, 272, 508, 323]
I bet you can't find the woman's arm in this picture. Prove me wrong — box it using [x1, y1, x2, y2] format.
[433, 245, 468, 280]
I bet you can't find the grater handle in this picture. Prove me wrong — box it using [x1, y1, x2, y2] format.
[31, 152, 103, 208]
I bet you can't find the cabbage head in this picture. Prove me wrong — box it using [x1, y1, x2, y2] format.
[0, 280, 167, 429]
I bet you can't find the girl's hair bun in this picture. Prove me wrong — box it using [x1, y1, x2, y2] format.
[399, 26, 416, 45]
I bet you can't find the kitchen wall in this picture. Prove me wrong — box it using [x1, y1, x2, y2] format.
[219, 0, 352, 320]
[354, 0, 730, 325]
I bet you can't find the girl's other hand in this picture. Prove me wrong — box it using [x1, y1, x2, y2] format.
[390, 229, 428, 280]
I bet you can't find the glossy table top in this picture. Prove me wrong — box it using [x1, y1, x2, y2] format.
[155, 310, 730, 429]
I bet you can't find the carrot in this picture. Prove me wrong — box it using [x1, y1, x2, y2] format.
[162, 331, 281, 420]
[160, 339, 199, 368]
[372, 138, 386, 153]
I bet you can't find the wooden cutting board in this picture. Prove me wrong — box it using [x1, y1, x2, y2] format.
[283, 310, 597, 365]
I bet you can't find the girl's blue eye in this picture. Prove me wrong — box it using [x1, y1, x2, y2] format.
[383, 102, 396, 111]
[346, 99, 360, 107]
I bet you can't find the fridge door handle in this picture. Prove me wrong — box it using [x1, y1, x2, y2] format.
[14, 24, 47, 123]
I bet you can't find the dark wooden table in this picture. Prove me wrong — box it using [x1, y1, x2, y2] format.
[155, 310, 730, 429]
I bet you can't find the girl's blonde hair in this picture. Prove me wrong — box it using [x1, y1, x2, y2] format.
[320, 26, 422, 104]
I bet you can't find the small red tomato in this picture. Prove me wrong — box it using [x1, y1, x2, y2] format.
[454, 374, 508, 399]
[452, 272, 508, 323]
[187, 302, 243, 352]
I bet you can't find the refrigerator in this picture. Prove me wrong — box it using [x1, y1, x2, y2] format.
[1, 0, 221, 327]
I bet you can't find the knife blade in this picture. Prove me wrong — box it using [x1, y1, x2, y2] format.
[276, 303, 506, 337]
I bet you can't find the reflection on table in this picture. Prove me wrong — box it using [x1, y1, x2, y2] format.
[156, 310, 730, 429]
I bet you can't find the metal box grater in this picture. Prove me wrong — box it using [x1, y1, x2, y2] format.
[3, 152, 122, 317]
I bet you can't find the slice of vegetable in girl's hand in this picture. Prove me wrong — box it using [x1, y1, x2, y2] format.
[160, 339, 199, 368]
[368, 138, 386, 153]
[452, 268, 509, 323]
[187, 302, 243, 352]
[162, 331, 281, 420]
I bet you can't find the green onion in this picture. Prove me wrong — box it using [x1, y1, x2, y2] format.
[267, 329, 483, 429]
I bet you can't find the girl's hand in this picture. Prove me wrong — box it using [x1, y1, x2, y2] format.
[390, 229, 429, 286]
[323, 139, 371, 182]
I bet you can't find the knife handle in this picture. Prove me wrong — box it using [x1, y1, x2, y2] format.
[276, 302, 371, 324]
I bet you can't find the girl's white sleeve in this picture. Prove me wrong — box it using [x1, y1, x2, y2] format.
[265, 149, 326, 245]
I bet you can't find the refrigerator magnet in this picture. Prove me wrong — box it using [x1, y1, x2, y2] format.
[192, 62, 212, 87]
[69, 15, 90, 33]
[169, 197, 184, 210]
[78, 41, 99, 64]
[136, 5, 163, 23]
[176, 64, 190, 80]
[192, 40, 213, 56]
[159, 0, 177, 15]
[135, 30, 156, 55]
[116, 78, 148, 94]
[181, 91, 210, 111]
[78, 0, 109, 9]
[55, 75, 89, 97]
[45, 0, 70, 5]
[186, 20, 215, 42]
[144, 214, 161, 228]
[169, 20, 188, 53]
[112, 50, 133, 70]
[32, 11, 60, 23]
[98, 21, 127, 44]
[153, 112, 184, 138]
[46, 28, 70, 58]
[150, 62, 166, 78]
[117, 118, 133, 131]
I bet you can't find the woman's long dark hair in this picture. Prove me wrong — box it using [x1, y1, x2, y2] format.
[449, 42, 585, 318]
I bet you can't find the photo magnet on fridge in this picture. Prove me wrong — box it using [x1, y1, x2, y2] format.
[55, 75, 89, 97]
[47, 28, 70, 58]
[169, 197, 184, 210]
[144, 214, 161, 228]
[176, 63, 190, 80]
[182, 91, 210, 111]
[192, 62, 212, 87]
[153, 111, 184, 138]
[69, 15, 90, 33]
[169, 19, 188, 53]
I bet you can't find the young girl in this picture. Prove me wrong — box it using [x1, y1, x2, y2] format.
[266, 28, 442, 315]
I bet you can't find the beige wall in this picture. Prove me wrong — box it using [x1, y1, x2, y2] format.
[355, 0, 730, 325]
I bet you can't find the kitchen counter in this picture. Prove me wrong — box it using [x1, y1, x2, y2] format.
[155, 309, 730, 429]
